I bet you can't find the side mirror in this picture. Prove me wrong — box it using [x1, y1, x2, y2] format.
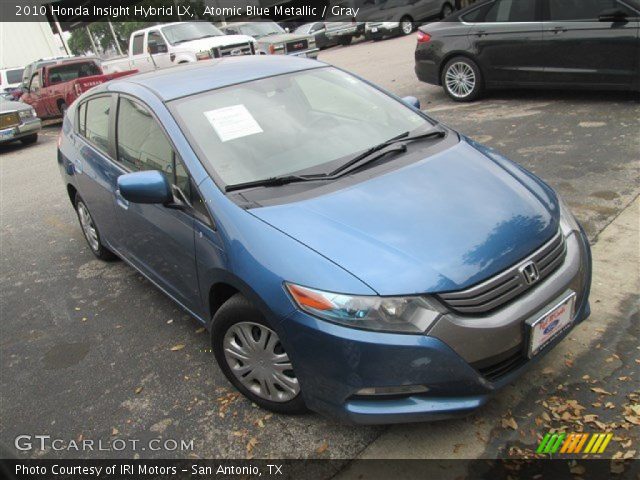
[117, 170, 172, 205]
[402, 96, 421, 109]
[598, 8, 627, 21]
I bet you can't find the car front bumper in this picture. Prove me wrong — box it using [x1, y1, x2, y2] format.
[277, 228, 592, 424]
[366, 23, 400, 36]
[0, 116, 41, 143]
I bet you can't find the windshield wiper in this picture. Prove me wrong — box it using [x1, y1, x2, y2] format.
[225, 174, 329, 192]
[329, 126, 446, 177]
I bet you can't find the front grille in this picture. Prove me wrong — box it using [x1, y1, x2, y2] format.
[473, 349, 527, 382]
[0, 112, 20, 129]
[212, 42, 254, 58]
[285, 39, 308, 53]
[438, 230, 566, 314]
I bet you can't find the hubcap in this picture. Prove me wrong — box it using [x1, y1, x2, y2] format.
[77, 202, 100, 252]
[223, 322, 300, 402]
[445, 62, 476, 98]
[401, 20, 413, 35]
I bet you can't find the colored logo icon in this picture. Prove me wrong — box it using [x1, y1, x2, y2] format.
[536, 432, 613, 454]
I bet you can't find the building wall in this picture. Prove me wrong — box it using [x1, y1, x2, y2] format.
[0, 22, 63, 68]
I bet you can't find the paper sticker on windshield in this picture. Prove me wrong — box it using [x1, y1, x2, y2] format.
[204, 105, 263, 142]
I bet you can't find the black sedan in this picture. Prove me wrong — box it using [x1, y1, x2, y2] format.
[415, 0, 640, 101]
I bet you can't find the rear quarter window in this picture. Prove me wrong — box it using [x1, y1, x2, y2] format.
[82, 96, 111, 152]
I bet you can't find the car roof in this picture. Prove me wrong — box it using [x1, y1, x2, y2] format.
[111, 55, 326, 102]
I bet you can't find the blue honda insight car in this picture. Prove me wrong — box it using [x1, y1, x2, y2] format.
[58, 56, 591, 424]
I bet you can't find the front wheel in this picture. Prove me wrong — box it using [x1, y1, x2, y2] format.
[440, 2, 454, 19]
[20, 133, 38, 145]
[441, 56, 484, 102]
[212, 294, 307, 414]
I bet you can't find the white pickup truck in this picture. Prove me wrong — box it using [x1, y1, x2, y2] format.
[102, 22, 257, 74]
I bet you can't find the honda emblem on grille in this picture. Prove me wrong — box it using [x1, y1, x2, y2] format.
[230, 48, 242, 56]
[519, 261, 540, 285]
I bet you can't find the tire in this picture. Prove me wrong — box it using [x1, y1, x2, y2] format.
[440, 2, 454, 19]
[74, 195, 118, 261]
[59, 102, 67, 118]
[212, 294, 307, 414]
[338, 35, 353, 46]
[20, 133, 38, 145]
[400, 16, 414, 36]
[441, 56, 484, 102]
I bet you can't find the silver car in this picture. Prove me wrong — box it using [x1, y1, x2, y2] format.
[0, 99, 41, 146]
[220, 22, 319, 58]
[365, 0, 455, 38]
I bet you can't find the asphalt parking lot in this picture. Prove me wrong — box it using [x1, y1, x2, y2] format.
[1, 33, 638, 473]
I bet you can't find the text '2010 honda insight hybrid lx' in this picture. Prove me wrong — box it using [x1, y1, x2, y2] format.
[58, 56, 591, 424]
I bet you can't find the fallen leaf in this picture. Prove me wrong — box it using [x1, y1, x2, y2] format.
[624, 415, 640, 426]
[622, 450, 636, 459]
[170, 344, 186, 351]
[584, 414, 599, 423]
[591, 387, 612, 395]
[542, 367, 555, 375]
[111, 427, 119, 435]
[246, 437, 258, 453]
[166, 319, 174, 324]
[195, 327, 206, 334]
[316, 442, 328, 454]
[135, 386, 143, 394]
[502, 416, 518, 430]
[453, 443, 464, 453]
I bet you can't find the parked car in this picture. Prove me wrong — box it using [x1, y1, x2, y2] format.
[294, 22, 338, 49]
[365, 0, 455, 38]
[20, 58, 136, 119]
[0, 66, 25, 94]
[324, 20, 366, 46]
[415, 0, 640, 101]
[58, 56, 591, 424]
[220, 22, 319, 58]
[15, 56, 75, 100]
[0, 98, 41, 145]
[102, 22, 257, 74]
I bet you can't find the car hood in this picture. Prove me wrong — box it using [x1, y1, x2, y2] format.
[177, 35, 255, 51]
[257, 33, 310, 44]
[0, 99, 30, 113]
[251, 139, 559, 296]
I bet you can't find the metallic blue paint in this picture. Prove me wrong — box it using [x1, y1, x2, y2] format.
[57, 57, 592, 424]
[117, 171, 172, 204]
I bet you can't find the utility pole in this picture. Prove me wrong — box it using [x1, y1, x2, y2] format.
[85, 24, 99, 56]
[51, 11, 70, 55]
[107, 20, 124, 55]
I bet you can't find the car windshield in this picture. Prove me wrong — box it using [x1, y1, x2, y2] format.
[6, 68, 24, 84]
[170, 67, 431, 187]
[236, 22, 285, 38]
[48, 62, 101, 84]
[161, 23, 224, 45]
[294, 24, 313, 34]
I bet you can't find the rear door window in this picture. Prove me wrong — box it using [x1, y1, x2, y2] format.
[83, 96, 111, 152]
[483, 0, 537, 22]
[549, 0, 635, 20]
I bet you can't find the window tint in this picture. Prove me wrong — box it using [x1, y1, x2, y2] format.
[6, 68, 23, 84]
[48, 62, 100, 84]
[84, 96, 111, 152]
[461, 4, 492, 22]
[549, 0, 632, 20]
[484, 0, 536, 22]
[148, 31, 166, 47]
[132, 34, 144, 55]
[116, 97, 173, 175]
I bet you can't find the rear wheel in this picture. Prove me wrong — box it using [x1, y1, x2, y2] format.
[20, 133, 38, 145]
[75, 195, 117, 261]
[212, 294, 307, 414]
[400, 16, 414, 35]
[441, 56, 484, 102]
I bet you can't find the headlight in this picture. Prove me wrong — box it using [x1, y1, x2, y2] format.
[558, 196, 580, 235]
[285, 283, 442, 333]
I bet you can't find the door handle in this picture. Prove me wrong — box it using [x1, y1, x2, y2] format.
[551, 26, 568, 33]
[115, 189, 129, 210]
[475, 29, 487, 37]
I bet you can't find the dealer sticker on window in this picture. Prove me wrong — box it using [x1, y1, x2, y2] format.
[204, 104, 263, 142]
[528, 293, 576, 358]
